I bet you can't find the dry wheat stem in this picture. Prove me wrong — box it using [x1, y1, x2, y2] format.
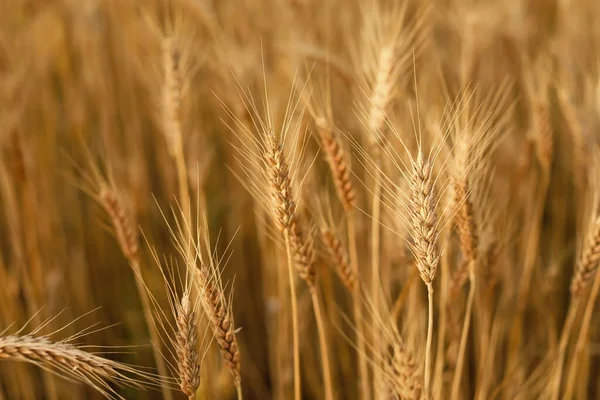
[433, 229, 451, 399]
[425, 283, 434, 400]
[450, 262, 476, 400]
[309, 287, 334, 400]
[348, 215, 370, 400]
[508, 169, 550, 386]
[371, 159, 384, 399]
[284, 232, 302, 400]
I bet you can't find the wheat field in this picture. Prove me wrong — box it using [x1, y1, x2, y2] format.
[1, 0, 600, 398]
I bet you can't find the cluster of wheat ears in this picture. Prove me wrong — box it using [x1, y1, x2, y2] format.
[2, 0, 600, 399]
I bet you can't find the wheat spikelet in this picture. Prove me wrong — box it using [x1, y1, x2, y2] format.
[408, 152, 440, 285]
[570, 216, 600, 297]
[321, 229, 356, 290]
[175, 293, 201, 399]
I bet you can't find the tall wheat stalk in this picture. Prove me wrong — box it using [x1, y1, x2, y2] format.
[226, 79, 332, 400]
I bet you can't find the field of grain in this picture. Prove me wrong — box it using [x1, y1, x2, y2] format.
[1, 0, 600, 399]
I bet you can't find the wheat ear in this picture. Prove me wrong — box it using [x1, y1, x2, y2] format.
[0, 334, 160, 399]
[175, 292, 201, 400]
[408, 151, 440, 399]
[315, 121, 356, 212]
[387, 341, 423, 400]
[194, 259, 241, 397]
[321, 229, 357, 291]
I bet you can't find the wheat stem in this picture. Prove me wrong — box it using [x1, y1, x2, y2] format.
[310, 287, 334, 400]
[371, 162, 383, 398]
[425, 282, 434, 399]
[348, 215, 370, 400]
[450, 262, 475, 400]
[284, 232, 301, 400]
[433, 229, 451, 398]
[130, 259, 173, 400]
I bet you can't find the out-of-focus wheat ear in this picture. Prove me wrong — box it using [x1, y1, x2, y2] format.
[571, 217, 600, 297]
[454, 181, 478, 265]
[532, 97, 554, 173]
[321, 229, 356, 291]
[161, 35, 192, 223]
[316, 121, 356, 211]
[556, 88, 588, 190]
[98, 187, 140, 263]
[387, 341, 423, 400]
[175, 292, 201, 400]
[161, 36, 183, 158]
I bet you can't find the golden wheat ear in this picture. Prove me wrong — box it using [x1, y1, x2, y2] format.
[0, 314, 175, 400]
